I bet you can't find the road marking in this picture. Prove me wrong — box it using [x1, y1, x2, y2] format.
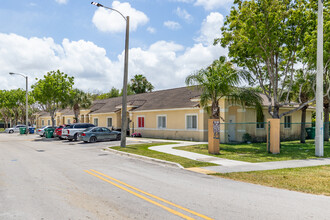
[85, 170, 195, 220]
[87, 169, 213, 220]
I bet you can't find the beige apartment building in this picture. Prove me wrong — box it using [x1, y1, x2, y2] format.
[35, 86, 313, 142]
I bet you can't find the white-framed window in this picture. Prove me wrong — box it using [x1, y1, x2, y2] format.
[54, 120, 56, 126]
[186, 114, 197, 130]
[107, 117, 113, 128]
[41, 120, 44, 126]
[137, 116, 145, 128]
[94, 118, 99, 126]
[157, 115, 166, 129]
[67, 119, 71, 124]
[47, 120, 50, 125]
[284, 115, 291, 128]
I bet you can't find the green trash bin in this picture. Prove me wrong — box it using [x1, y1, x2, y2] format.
[19, 127, 27, 134]
[305, 127, 315, 139]
[45, 128, 55, 138]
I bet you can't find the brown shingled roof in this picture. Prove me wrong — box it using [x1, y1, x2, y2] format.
[91, 86, 202, 114]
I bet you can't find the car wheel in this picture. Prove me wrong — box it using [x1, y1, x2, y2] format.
[68, 139, 73, 142]
[59, 137, 64, 140]
[42, 133, 45, 137]
[90, 136, 97, 143]
[9, 130, 14, 134]
[73, 134, 78, 141]
[84, 141, 88, 143]
[116, 134, 121, 141]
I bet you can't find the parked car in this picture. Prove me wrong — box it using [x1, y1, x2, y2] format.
[78, 127, 121, 143]
[61, 123, 96, 141]
[36, 125, 55, 137]
[5, 124, 27, 133]
[54, 124, 71, 139]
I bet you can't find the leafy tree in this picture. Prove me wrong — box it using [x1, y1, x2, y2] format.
[67, 88, 92, 123]
[128, 74, 154, 94]
[0, 90, 13, 128]
[96, 87, 120, 100]
[31, 70, 74, 127]
[302, 0, 329, 140]
[185, 56, 262, 120]
[218, 0, 315, 118]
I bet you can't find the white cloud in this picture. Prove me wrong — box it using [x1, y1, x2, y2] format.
[194, 0, 233, 10]
[164, 21, 181, 30]
[175, 7, 193, 23]
[92, 1, 149, 33]
[0, 12, 227, 92]
[55, 0, 68, 4]
[0, 33, 117, 92]
[147, 27, 156, 34]
[195, 12, 224, 46]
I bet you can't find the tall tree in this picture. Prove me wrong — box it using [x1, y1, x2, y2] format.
[31, 70, 74, 127]
[302, 0, 330, 140]
[218, 0, 316, 118]
[67, 89, 92, 123]
[96, 87, 120, 100]
[185, 56, 262, 120]
[128, 74, 154, 94]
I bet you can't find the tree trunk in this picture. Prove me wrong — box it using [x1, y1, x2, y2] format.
[324, 104, 329, 141]
[273, 105, 280, 118]
[300, 106, 307, 143]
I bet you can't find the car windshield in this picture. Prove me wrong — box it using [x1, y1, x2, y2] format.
[67, 125, 74, 128]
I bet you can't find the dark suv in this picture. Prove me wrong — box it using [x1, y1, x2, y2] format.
[61, 123, 95, 141]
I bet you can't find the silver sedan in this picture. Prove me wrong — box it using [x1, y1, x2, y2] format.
[77, 127, 121, 143]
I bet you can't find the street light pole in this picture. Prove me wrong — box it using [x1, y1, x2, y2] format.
[9, 72, 29, 134]
[315, 0, 324, 157]
[91, 2, 129, 147]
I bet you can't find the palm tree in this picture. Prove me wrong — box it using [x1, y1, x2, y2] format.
[185, 56, 262, 119]
[129, 74, 154, 94]
[67, 89, 92, 123]
[291, 69, 315, 143]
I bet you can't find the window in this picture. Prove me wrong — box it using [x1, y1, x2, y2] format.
[186, 115, 197, 130]
[107, 118, 113, 128]
[94, 118, 98, 126]
[47, 120, 50, 125]
[284, 116, 291, 128]
[157, 116, 166, 129]
[256, 113, 265, 129]
[42, 120, 44, 126]
[54, 120, 56, 126]
[67, 119, 71, 124]
[137, 117, 144, 128]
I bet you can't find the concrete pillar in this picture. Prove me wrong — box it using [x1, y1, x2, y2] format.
[267, 119, 280, 154]
[208, 119, 220, 154]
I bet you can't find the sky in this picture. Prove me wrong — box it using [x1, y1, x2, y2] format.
[0, 0, 234, 94]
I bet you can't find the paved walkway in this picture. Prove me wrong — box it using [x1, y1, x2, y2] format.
[148, 140, 330, 173]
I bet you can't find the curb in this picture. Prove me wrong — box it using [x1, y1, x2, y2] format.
[105, 148, 184, 169]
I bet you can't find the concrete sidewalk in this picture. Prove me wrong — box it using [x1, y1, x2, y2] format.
[148, 140, 330, 173]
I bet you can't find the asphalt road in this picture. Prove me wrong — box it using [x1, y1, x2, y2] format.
[0, 134, 329, 220]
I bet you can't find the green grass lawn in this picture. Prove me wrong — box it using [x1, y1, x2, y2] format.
[111, 142, 217, 168]
[176, 140, 330, 163]
[214, 165, 330, 196]
[0, 128, 4, 132]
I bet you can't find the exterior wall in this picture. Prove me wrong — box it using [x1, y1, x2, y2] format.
[89, 112, 119, 129]
[130, 108, 208, 141]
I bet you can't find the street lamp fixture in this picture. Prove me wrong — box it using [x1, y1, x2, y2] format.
[9, 72, 29, 134]
[91, 2, 129, 148]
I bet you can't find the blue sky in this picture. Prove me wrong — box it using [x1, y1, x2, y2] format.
[1, 0, 233, 93]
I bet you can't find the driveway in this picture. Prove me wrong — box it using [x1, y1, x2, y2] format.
[0, 134, 329, 219]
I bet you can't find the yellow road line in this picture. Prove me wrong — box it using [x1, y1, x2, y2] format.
[90, 169, 213, 220]
[84, 170, 195, 220]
